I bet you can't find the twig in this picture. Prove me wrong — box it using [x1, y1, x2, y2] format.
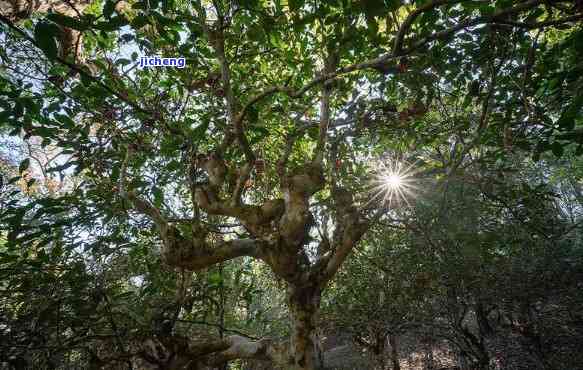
[175, 319, 260, 340]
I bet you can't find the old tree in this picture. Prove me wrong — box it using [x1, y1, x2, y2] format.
[1, 0, 582, 369]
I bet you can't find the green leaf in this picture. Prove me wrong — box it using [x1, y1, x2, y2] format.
[103, 0, 116, 18]
[208, 271, 223, 286]
[153, 187, 164, 208]
[366, 18, 379, 35]
[557, 94, 583, 131]
[116, 58, 131, 66]
[289, 0, 305, 11]
[0, 109, 11, 123]
[478, 4, 495, 15]
[8, 176, 21, 185]
[551, 141, 564, 157]
[34, 22, 60, 60]
[253, 125, 270, 134]
[55, 113, 76, 128]
[192, 121, 210, 139]
[46, 13, 89, 31]
[114, 291, 135, 300]
[496, 0, 514, 7]
[362, 0, 389, 18]
[19, 158, 30, 173]
[47, 161, 76, 173]
[131, 15, 150, 29]
[386, 0, 401, 11]
[94, 16, 128, 31]
[236, 0, 259, 8]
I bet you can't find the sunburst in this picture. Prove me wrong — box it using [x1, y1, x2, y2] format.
[366, 158, 418, 208]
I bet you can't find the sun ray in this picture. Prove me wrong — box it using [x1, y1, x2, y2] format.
[365, 157, 418, 208]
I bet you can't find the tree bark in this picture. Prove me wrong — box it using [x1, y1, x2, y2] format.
[389, 334, 400, 370]
[287, 284, 324, 370]
[425, 336, 434, 370]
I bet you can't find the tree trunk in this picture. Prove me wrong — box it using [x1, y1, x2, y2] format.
[424, 337, 434, 370]
[287, 284, 323, 370]
[388, 334, 400, 370]
[218, 264, 228, 370]
[476, 356, 489, 370]
[457, 350, 469, 370]
[372, 330, 387, 370]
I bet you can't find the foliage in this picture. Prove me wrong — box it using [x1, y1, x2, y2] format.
[0, 0, 582, 369]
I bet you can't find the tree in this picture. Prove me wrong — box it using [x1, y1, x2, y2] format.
[1, 1, 582, 369]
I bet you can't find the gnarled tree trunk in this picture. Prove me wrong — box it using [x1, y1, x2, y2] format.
[288, 284, 324, 370]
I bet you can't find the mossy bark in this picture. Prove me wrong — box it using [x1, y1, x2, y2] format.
[288, 284, 323, 370]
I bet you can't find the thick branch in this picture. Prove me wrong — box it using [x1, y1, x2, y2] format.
[140, 333, 288, 368]
[392, 0, 467, 55]
[318, 215, 369, 284]
[206, 335, 274, 364]
[119, 150, 261, 270]
[195, 187, 283, 235]
[314, 193, 386, 285]
[314, 53, 337, 164]
[211, 32, 237, 127]
[231, 162, 253, 204]
[163, 238, 260, 271]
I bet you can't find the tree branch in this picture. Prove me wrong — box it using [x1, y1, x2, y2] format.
[316, 203, 386, 285]
[319, 220, 368, 283]
[490, 13, 583, 29]
[392, 0, 467, 55]
[206, 335, 274, 364]
[235, 86, 294, 127]
[314, 52, 337, 164]
[175, 319, 259, 340]
[166, 238, 260, 271]
[119, 148, 167, 230]
[119, 149, 261, 270]
[405, 0, 546, 54]
[194, 1, 255, 163]
[223, 0, 553, 129]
